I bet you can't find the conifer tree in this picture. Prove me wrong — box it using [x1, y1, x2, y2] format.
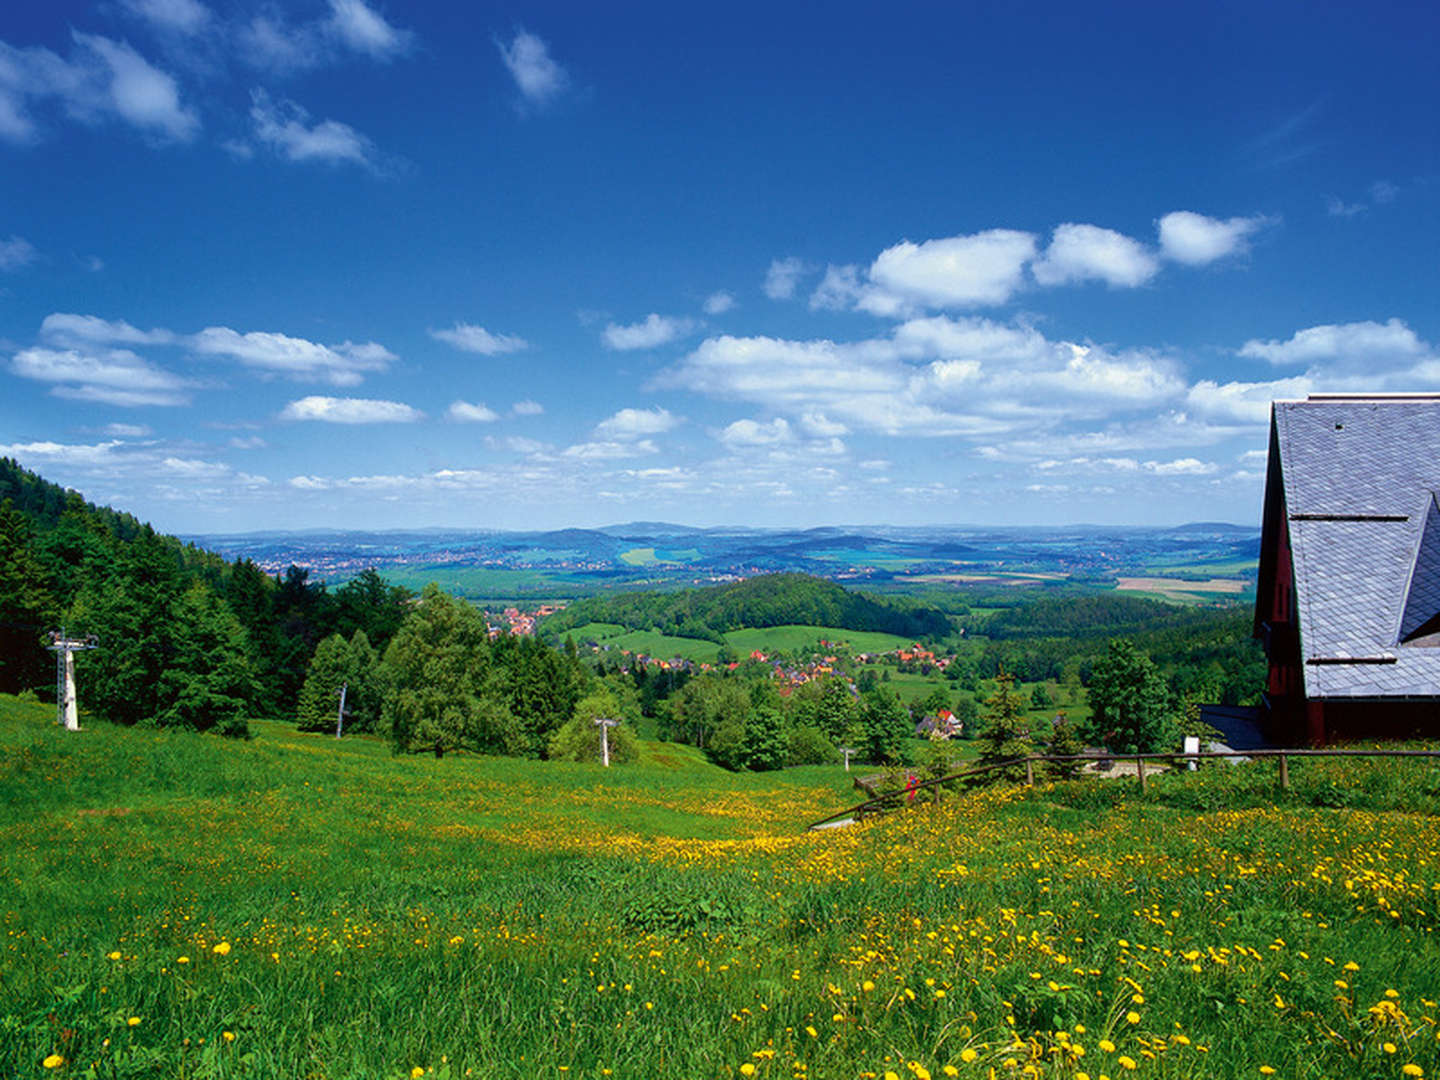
[977, 667, 1032, 782]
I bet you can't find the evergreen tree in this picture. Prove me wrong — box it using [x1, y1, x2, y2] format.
[297, 634, 355, 732]
[1085, 639, 1175, 754]
[977, 668, 1032, 782]
[0, 499, 54, 695]
[858, 686, 910, 765]
[1044, 711, 1085, 780]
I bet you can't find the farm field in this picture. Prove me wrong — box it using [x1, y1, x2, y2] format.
[4, 695, 1440, 1079]
[563, 623, 917, 664]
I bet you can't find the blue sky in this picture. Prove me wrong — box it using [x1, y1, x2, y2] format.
[2, 1, 1438, 533]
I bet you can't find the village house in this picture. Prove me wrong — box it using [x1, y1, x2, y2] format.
[1255, 394, 1440, 744]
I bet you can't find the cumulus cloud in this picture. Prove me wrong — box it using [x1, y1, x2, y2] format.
[1031, 223, 1159, 288]
[238, 1, 412, 72]
[0, 236, 37, 271]
[0, 33, 198, 144]
[1186, 377, 1313, 423]
[446, 400, 499, 422]
[866, 230, 1037, 311]
[429, 322, 529, 355]
[190, 326, 394, 385]
[11, 346, 191, 406]
[280, 396, 422, 423]
[1157, 211, 1269, 266]
[702, 290, 735, 315]
[121, 0, 211, 35]
[247, 89, 379, 168]
[719, 417, 793, 447]
[763, 256, 809, 301]
[657, 315, 1186, 441]
[1238, 318, 1430, 370]
[512, 399, 544, 416]
[497, 30, 567, 108]
[594, 407, 678, 439]
[1144, 457, 1218, 476]
[601, 313, 697, 351]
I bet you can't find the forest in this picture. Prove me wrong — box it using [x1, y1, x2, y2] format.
[0, 456, 1265, 769]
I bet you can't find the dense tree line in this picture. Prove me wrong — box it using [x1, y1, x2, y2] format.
[0, 459, 412, 736]
[543, 572, 953, 643]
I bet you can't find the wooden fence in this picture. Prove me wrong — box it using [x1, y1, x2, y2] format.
[805, 747, 1440, 831]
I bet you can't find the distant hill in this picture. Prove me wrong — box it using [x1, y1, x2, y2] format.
[541, 572, 953, 644]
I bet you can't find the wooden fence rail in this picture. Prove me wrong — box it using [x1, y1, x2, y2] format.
[804, 747, 1440, 832]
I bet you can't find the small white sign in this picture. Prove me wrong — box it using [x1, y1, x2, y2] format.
[1183, 735, 1200, 770]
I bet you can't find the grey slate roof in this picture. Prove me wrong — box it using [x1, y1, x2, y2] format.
[1275, 397, 1440, 698]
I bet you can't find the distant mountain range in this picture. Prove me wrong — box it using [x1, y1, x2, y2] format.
[181, 522, 1261, 599]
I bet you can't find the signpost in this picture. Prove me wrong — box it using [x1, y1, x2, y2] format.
[838, 747, 857, 772]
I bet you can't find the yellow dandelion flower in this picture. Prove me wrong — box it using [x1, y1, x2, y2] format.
[127, 1016, 141, 1027]
[43, 1055, 64, 1069]
[1385, 1043, 1398, 1055]
[944, 1068, 959, 1078]
[1402, 1066, 1423, 1078]
[960, 1049, 978, 1063]
[1118, 1058, 1136, 1071]
[1099, 1040, 1116, 1053]
[862, 980, 875, 992]
[223, 1031, 234, 1042]
[740, 1065, 756, 1077]
[805, 1026, 817, 1038]
[411, 1068, 425, 1078]
[107, 951, 121, 960]
[177, 955, 190, 964]
[1259, 1069, 1275, 1076]
[1126, 1011, 1141, 1025]
[213, 942, 231, 955]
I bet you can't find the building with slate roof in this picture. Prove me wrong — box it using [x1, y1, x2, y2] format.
[1255, 394, 1440, 744]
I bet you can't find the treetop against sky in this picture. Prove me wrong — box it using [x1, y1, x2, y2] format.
[1, 1, 1437, 532]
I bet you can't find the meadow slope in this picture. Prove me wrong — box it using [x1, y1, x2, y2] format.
[3, 695, 1440, 1080]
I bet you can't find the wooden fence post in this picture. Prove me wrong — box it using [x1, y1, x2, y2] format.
[1279, 754, 1290, 791]
[1025, 758, 1035, 787]
[1137, 756, 1147, 793]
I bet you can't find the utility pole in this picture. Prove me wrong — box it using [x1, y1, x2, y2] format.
[593, 716, 618, 767]
[335, 681, 349, 739]
[47, 629, 98, 732]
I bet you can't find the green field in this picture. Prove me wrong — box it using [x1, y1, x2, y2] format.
[564, 623, 918, 665]
[6, 695, 1440, 1079]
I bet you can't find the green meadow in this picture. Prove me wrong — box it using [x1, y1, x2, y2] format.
[562, 623, 917, 665]
[4, 694, 1440, 1080]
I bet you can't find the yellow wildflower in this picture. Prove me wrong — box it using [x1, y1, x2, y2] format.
[212, 942, 231, 955]
[43, 1055, 64, 1069]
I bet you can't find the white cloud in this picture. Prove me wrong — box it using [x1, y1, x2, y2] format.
[40, 312, 175, 346]
[429, 322, 529, 355]
[561, 439, 659, 460]
[74, 33, 199, 142]
[279, 396, 423, 423]
[1031, 223, 1159, 288]
[1238, 318, 1430, 370]
[446, 400, 499, 422]
[594, 407, 677, 439]
[326, 0, 412, 60]
[0, 33, 197, 144]
[719, 417, 792, 447]
[1157, 210, 1269, 266]
[248, 89, 378, 168]
[288, 475, 331, 490]
[763, 256, 809, 300]
[497, 30, 567, 108]
[11, 346, 190, 406]
[160, 455, 230, 479]
[488, 435, 546, 454]
[1144, 457, 1218, 476]
[238, 15, 324, 73]
[702, 290, 735, 315]
[512, 399, 543, 416]
[190, 326, 394, 384]
[0, 439, 126, 467]
[1325, 195, 1366, 218]
[0, 236, 37, 271]
[104, 422, 153, 437]
[1370, 180, 1399, 205]
[865, 230, 1037, 312]
[601, 313, 697, 351]
[121, 0, 211, 35]
[228, 435, 266, 449]
[658, 315, 1187, 441]
[1186, 377, 1313, 423]
[809, 264, 861, 310]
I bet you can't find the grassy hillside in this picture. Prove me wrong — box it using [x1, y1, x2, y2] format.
[566, 622, 917, 664]
[4, 694, 1440, 1079]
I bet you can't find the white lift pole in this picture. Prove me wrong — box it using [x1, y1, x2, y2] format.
[593, 716, 618, 767]
[47, 629, 98, 732]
